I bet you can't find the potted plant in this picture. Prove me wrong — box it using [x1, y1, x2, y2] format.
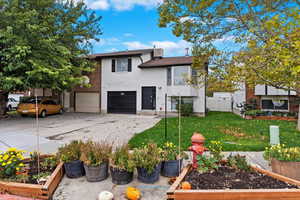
[110, 145, 135, 185]
[80, 141, 112, 182]
[133, 143, 162, 183]
[264, 144, 300, 180]
[57, 140, 84, 178]
[161, 142, 187, 177]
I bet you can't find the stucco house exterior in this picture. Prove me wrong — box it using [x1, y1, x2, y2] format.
[63, 48, 206, 116]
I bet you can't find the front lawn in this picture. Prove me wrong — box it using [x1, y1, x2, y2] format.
[128, 112, 300, 151]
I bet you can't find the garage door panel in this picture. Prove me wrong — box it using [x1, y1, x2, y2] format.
[107, 91, 136, 114]
[76, 93, 100, 113]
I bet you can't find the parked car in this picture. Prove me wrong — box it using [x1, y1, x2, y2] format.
[17, 97, 63, 117]
[7, 97, 19, 111]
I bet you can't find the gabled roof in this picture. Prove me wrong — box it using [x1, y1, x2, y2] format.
[139, 56, 193, 68]
[89, 49, 154, 59]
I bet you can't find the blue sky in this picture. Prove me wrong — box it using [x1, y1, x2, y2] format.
[82, 0, 237, 56]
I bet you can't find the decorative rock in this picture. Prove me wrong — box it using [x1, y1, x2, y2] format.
[98, 191, 114, 200]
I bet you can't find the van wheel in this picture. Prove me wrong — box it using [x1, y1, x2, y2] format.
[40, 110, 47, 118]
[7, 105, 12, 111]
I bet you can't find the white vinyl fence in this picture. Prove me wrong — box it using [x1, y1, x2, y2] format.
[207, 97, 233, 112]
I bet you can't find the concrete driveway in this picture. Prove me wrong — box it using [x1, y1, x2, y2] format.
[0, 113, 160, 154]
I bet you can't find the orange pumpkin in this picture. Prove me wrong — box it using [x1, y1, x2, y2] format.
[126, 187, 141, 200]
[181, 181, 192, 190]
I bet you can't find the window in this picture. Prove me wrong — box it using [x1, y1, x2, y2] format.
[167, 67, 172, 86]
[261, 99, 288, 110]
[171, 97, 193, 111]
[173, 66, 189, 85]
[112, 58, 132, 72]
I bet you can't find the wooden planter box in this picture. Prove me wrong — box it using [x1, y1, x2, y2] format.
[167, 164, 300, 200]
[0, 162, 64, 199]
[271, 159, 300, 181]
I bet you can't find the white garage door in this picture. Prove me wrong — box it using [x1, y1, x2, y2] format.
[75, 93, 100, 113]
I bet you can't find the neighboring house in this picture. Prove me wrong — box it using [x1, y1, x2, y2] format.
[63, 48, 206, 116]
[246, 84, 299, 113]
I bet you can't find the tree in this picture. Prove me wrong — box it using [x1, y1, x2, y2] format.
[158, 0, 300, 130]
[0, 0, 101, 116]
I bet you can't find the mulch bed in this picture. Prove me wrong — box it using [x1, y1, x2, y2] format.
[185, 166, 299, 190]
[253, 116, 297, 121]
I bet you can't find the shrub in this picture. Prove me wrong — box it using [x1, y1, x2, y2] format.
[176, 103, 193, 116]
[0, 148, 26, 178]
[57, 140, 83, 163]
[110, 145, 135, 172]
[196, 154, 219, 173]
[161, 141, 187, 161]
[80, 140, 112, 167]
[133, 143, 163, 173]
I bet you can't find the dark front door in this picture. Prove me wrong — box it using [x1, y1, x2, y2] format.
[107, 91, 136, 114]
[142, 87, 156, 110]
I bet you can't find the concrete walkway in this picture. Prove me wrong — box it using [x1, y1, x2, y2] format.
[53, 152, 269, 200]
[0, 113, 160, 154]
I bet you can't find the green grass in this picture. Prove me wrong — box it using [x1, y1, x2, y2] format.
[128, 112, 300, 151]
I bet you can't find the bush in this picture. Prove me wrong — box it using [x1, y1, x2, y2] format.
[176, 103, 193, 116]
[133, 143, 163, 173]
[80, 140, 112, 167]
[57, 140, 83, 163]
[0, 148, 25, 178]
[110, 145, 135, 172]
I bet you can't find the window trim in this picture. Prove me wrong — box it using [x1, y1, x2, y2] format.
[112, 57, 132, 73]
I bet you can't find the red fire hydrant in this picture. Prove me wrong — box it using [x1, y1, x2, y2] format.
[188, 132, 207, 168]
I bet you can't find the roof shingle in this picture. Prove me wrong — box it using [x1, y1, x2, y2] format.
[139, 56, 193, 68]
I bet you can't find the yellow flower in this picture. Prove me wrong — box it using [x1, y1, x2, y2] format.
[8, 148, 17, 152]
[3, 155, 8, 160]
[2, 162, 6, 166]
[16, 167, 20, 171]
[19, 163, 24, 167]
[7, 161, 11, 165]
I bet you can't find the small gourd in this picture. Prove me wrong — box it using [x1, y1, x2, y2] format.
[126, 187, 141, 200]
[181, 181, 192, 190]
[98, 191, 114, 200]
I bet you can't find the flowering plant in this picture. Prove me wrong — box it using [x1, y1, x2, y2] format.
[133, 143, 163, 173]
[161, 142, 187, 161]
[0, 148, 25, 178]
[208, 141, 224, 161]
[264, 144, 300, 162]
[57, 140, 83, 163]
[110, 145, 135, 172]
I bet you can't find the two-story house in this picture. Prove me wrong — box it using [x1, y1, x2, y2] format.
[63, 48, 206, 116]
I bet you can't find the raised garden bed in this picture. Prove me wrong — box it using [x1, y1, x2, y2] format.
[0, 156, 64, 200]
[167, 164, 300, 200]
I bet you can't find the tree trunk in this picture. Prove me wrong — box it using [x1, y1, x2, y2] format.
[298, 105, 300, 131]
[0, 91, 9, 117]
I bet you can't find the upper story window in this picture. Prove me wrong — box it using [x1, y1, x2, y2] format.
[173, 66, 189, 85]
[112, 58, 132, 72]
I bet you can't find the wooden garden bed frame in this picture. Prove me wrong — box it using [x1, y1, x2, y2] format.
[0, 159, 64, 200]
[167, 164, 300, 200]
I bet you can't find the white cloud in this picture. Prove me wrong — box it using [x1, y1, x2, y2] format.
[72, 0, 110, 10]
[89, 0, 110, 10]
[213, 35, 235, 43]
[110, 0, 163, 10]
[73, 0, 163, 10]
[123, 40, 192, 56]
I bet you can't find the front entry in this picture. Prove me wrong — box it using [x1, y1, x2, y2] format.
[142, 87, 156, 110]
